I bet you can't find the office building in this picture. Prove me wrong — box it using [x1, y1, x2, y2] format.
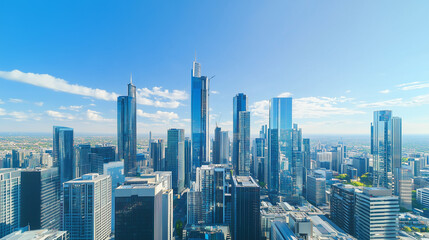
[417, 187, 429, 209]
[2, 229, 68, 240]
[21, 168, 61, 230]
[187, 182, 203, 225]
[11, 150, 20, 168]
[233, 93, 247, 174]
[355, 187, 399, 240]
[151, 140, 165, 171]
[115, 175, 173, 240]
[63, 174, 112, 240]
[271, 221, 298, 240]
[53, 126, 74, 184]
[183, 225, 230, 240]
[330, 183, 357, 236]
[213, 126, 222, 164]
[74, 144, 91, 178]
[352, 157, 368, 177]
[118, 79, 137, 177]
[268, 97, 292, 194]
[0, 169, 21, 238]
[220, 131, 230, 164]
[191, 59, 209, 181]
[166, 128, 185, 194]
[288, 212, 313, 239]
[184, 138, 192, 188]
[330, 145, 344, 173]
[252, 137, 265, 180]
[231, 176, 260, 240]
[371, 110, 401, 189]
[196, 165, 226, 224]
[103, 161, 125, 231]
[303, 138, 311, 171]
[394, 168, 412, 210]
[238, 111, 250, 176]
[306, 175, 326, 206]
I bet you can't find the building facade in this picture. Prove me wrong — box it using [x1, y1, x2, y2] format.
[0, 169, 21, 238]
[53, 126, 74, 184]
[166, 128, 185, 194]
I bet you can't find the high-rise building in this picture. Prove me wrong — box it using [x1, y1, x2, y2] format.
[74, 144, 91, 178]
[11, 150, 20, 168]
[103, 161, 125, 231]
[184, 138, 192, 188]
[191, 60, 209, 181]
[151, 140, 165, 171]
[417, 187, 429, 209]
[115, 175, 173, 240]
[213, 126, 222, 164]
[394, 168, 412, 210]
[187, 182, 203, 225]
[268, 97, 292, 194]
[303, 138, 311, 171]
[231, 176, 260, 240]
[330, 145, 344, 173]
[306, 175, 326, 206]
[91, 146, 116, 165]
[21, 168, 61, 230]
[220, 131, 230, 164]
[330, 183, 357, 236]
[63, 174, 112, 240]
[0, 169, 21, 238]
[118, 79, 137, 177]
[238, 111, 250, 176]
[195, 165, 226, 224]
[53, 126, 74, 184]
[166, 128, 185, 194]
[355, 187, 399, 240]
[252, 137, 265, 180]
[371, 110, 401, 189]
[233, 93, 247, 174]
[352, 157, 369, 177]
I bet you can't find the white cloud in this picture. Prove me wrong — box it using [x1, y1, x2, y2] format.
[137, 109, 179, 122]
[9, 98, 23, 103]
[397, 81, 429, 90]
[379, 89, 390, 94]
[0, 108, 6, 116]
[136, 87, 188, 108]
[0, 99, 4, 104]
[46, 110, 75, 120]
[35, 102, 44, 106]
[183, 118, 191, 123]
[0, 69, 119, 101]
[278, 92, 293, 97]
[8, 112, 29, 121]
[60, 105, 83, 111]
[86, 109, 114, 122]
[345, 90, 351, 93]
[211, 90, 219, 94]
[357, 94, 429, 108]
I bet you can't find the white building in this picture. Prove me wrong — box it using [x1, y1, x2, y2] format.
[63, 173, 111, 240]
[417, 187, 429, 209]
[0, 169, 21, 238]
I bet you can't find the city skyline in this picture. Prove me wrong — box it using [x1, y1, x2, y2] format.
[1, 1, 429, 135]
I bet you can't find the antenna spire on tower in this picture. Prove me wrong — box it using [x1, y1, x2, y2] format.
[130, 73, 133, 84]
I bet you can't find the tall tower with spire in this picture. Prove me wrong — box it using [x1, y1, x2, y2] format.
[118, 76, 137, 176]
[191, 58, 209, 181]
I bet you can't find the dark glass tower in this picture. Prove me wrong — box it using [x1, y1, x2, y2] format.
[53, 126, 74, 184]
[21, 168, 61, 230]
[233, 93, 247, 174]
[268, 97, 292, 194]
[191, 60, 209, 181]
[213, 126, 222, 164]
[231, 176, 261, 240]
[184, 138, 192, 188]
[118, 79, 137, 177]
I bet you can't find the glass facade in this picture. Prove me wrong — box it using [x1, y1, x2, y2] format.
[0, 169, 21, 238]
[191, 60, 209, 181]
[233, 93, 247, 173]
[117, 82, 137, 177]
[238, 111, 250, 176]
[53, 126, 74, 185]
[166, 128, 185, 193]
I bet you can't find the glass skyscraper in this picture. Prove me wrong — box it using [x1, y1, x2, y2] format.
[166, 128, 185, 194]
[0, 169, 21, 238]
[233, 93, 247, 174]
[371, 110, 402, 189]
[53, 126, 74, 185]
[238, 111, 251, 176]
[268, 97, 292, 194]
[191, 60, 209, 181]
[117, 80, 137, 177]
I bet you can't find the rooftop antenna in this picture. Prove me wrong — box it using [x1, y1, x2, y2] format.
[194, 51, 197, 62]
[130, 73, 133, 84]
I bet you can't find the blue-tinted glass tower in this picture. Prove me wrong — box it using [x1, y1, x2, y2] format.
[53, 126, 74, 185]
[118, 79, 137, 177]
[191, 60, 209, 181]
[233, 93, 247, 174]
[268, 97, 292, 194]
[166, 128, 185, 194]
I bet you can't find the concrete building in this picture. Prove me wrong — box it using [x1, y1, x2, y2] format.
[0, 169, 21, 238]
[306, 175, 326, 206]
[330, 183, 358, 236]
[2, 228, 68, 240]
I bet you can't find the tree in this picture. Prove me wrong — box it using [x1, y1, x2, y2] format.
[336, 174, 349, 181]
[403, 226, 412, 232]
[258, 181, 266, 188]
[412, 227, 420, 232]
[175, 220, 183, 239]
[359, 173, 372, 186]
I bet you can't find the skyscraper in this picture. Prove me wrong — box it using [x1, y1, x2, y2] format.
[118, 79, 137, 177]
[238, 111, 250, 176]
[268, 97, 292, 194]
[231, 176, 261, 240]
[394, 167, 412, 210]
[355, 187, 399, 240]
[166, 128, 185, 194]
[21, 168, 61, 230]
[371, 110, 401, 189]
[213, 126, 222, 164]
[220, 131, 230, 164]
[330, 183, 357, 236]
[53, 126, 74, 185]
[306, 175, 326, 206]
[0, 169, 21, 238]
[191, 60, 209, 181]
[233, 93, 247, 174]
[74, 144, 91, 178]
[184, 138, 192, 188]
[303, 138, 311, 171]
[63, 173, 112, 240]
[151, 140, 165, 171]
[103, 161, 125, 231]
[115, 176, 173, 240]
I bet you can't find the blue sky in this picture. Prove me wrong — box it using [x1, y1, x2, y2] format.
[0, 1, 428, 136]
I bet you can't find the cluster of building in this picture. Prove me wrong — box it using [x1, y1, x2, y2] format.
[1, 60, 429, 240]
